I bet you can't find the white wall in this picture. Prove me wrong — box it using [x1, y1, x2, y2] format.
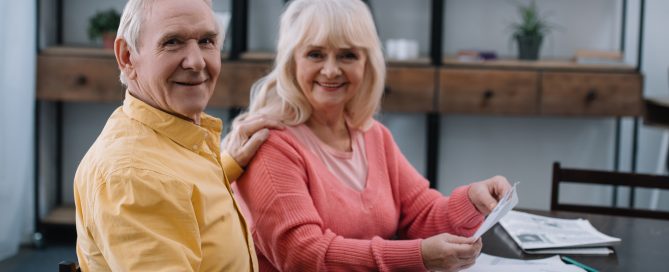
[248, 0, 283, 52]
[443, 0, 622, 59]
[370, 0, 432, 57]
[631, 0, 669, 209]
[61, 0, 233, 46]
[43, 0, 669, 211]
[437, 116, 617, 209]
[0, 0, 36, 260]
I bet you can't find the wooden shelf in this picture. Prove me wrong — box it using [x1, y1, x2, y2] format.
[443, 57, 637, 73]
[438, 57, 642, 116]
[387, 57, 431, 66]
[37, 49, 124, 103]
[35, 47, 438, 112]
[440, 69, 538, 115]
[239, 52, 432, 66]
[240, 51, 275, 62]
[36, 47, 643, 116]
[41, 46, 114, 58]
[540, 71, 642, 116]
[384, 66, 435, 112]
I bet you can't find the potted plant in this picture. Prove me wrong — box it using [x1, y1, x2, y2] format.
[88, 9, 121, 49]
[511, 1, 554, 60]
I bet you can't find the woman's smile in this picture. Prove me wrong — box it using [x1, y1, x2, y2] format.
[315, 81, 348, 91]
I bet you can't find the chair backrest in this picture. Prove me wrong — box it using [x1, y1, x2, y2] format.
[551, 162, 669, 220]
[644, 97, 669, 128]
[58, 261, 80, 272]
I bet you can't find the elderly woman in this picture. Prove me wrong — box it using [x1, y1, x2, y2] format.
[228, 0, 511, 271]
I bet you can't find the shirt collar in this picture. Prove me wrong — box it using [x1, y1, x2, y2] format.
[122, 91, 222, 152]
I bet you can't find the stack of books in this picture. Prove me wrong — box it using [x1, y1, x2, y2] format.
[499, 211, 621, 255]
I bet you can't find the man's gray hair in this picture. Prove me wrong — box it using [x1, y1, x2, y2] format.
[116, 0, 221, 86]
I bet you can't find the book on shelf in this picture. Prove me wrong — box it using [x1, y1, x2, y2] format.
[499, 210, 621, 255]
[573, 49, 623, 65]
[456, 49, 497, 62]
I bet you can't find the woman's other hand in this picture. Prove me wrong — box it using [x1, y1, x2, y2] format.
[468, 176, 512, 215]
[421, 233, 481, 271]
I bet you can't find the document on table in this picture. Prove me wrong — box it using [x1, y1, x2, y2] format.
[524, 247, 614, 255]
[499, 210, 620, 255]
[471, 182, 519, 239]
[462, 253, 587, 272]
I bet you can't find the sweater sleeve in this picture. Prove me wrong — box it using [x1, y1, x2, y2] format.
[376, 123, 484, 238]
[236, 132, 426, 271]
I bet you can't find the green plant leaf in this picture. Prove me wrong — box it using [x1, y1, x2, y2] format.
[510, 0, 553, 39]
[88, 9, 121, 41]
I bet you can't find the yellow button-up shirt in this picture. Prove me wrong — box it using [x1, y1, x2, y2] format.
[74, 93, 257, 271]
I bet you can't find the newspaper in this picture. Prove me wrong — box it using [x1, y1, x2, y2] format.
[499, 210, 620, 255]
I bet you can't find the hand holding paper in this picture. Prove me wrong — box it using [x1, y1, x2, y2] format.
[471, 182, 519, 239]
[468, 176, 514, 215]
[421, 233, 482, 271]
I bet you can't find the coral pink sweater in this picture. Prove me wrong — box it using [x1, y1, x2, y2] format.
[235, 121, 484, 271]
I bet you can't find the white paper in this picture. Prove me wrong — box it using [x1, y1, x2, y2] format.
[499, 210, 620, 254]
[524, 246, 614, 255]
[474, 253, 564, 265]
[463, 264, 586, 272]
[471, 182, 519, 239]
[463, 253, 586, 272]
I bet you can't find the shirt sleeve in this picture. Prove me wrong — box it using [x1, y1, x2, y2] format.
[236, 133, 427, 272]
[87, 168, 201, 272]
[220, 151, 244, 182]
[377, 123, 484, 239]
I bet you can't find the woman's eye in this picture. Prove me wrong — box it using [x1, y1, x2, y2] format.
[340, 52, 358, 60]
[307, 51, 324, 59]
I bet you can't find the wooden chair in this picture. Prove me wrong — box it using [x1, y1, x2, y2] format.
[643, 96, 669, 209]
[58, 261, 80, 272]
[551, 162, 669, 220]
[644, 96, 669, 128]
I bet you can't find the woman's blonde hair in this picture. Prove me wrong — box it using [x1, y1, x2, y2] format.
[236, 0, 385, 130]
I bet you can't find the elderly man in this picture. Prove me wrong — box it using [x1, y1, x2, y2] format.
[73, 0, 279, 270]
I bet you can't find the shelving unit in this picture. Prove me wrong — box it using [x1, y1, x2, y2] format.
[34, 0, 645, 243]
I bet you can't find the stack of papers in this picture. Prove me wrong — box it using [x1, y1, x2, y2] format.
[463, 253, 586, 272]
[499, 211, 621, 255]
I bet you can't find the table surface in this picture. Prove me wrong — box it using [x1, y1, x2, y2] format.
[481, 209, 669, 272]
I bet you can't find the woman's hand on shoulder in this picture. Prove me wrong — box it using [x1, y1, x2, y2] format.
[421, 233, 481, 271]
[467, 175, 512, 215]
[222, 114, 285, 167]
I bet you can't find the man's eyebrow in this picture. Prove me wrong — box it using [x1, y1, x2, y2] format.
[201, 31, 218, 39]
[158, 31, 219, 41]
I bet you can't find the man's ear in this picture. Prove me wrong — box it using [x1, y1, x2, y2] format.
[114, 38, 137, 80]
